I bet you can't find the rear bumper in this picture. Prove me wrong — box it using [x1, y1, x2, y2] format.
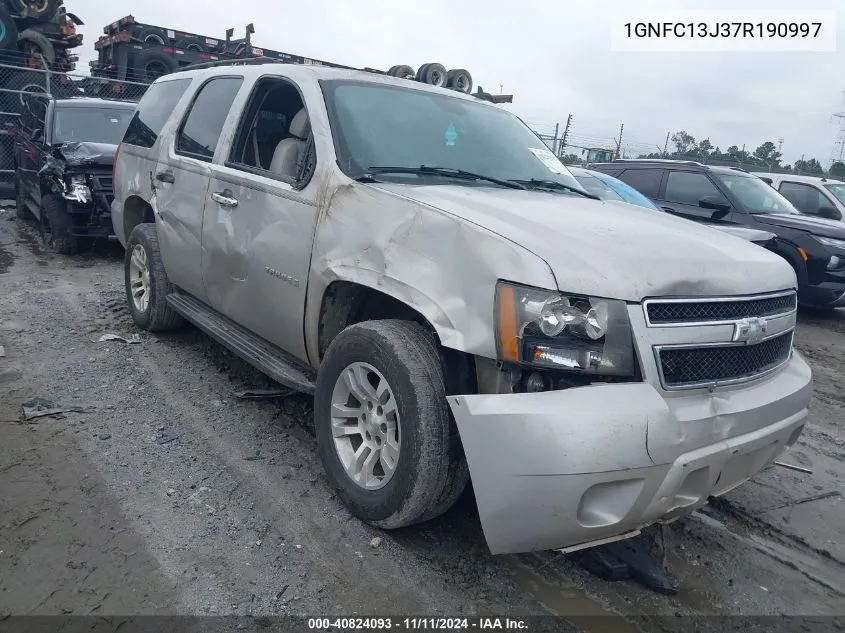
[447, 352, 812, 555]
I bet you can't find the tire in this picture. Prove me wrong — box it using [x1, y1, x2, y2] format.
[23, 0, 59, 19]
[40, 194, 78, 255]
[314, 320, 466, 529]
[132, 48, 176, 83]
[175, 36, 205, 52]
[0, 6, 19, 51]
[17, 28, 56, 66]
[417, 62, 447, 87]
[136, 27, 168, 46]
[446, 69, 473, 94]
[2, 70, 49, 112]
[388, 64, 415, 79]
[124, 223, 185, 332]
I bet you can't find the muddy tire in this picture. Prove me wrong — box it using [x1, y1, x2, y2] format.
[315, 319, 464, 529]
[124, 223, 184, 332]
[0, 6, 19, 51]
[40, 194, 77, 254]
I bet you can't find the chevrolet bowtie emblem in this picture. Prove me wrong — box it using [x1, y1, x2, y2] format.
[733, 317, 768, 344]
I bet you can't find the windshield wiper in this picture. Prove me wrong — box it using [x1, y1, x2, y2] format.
[509, 178, 599, 199]
[368, 165, 526, 190]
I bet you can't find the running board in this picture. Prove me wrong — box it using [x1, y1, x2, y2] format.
[166, 293, 316, 395]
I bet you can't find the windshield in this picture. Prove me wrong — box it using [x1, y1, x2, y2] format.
[53, 106, 134, 145]
[715, 173, 799, 214]
[824, 183, 845, 206]
[590, 171, 661, 211]
[321, 80, 587, 194]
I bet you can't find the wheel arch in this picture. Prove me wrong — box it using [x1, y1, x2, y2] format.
[123, 195, 155, 243]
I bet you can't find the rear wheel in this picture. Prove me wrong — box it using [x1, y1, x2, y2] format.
[124, 223, 185, 332]
[315, 320, 466, 529]
[40, 194, 78, 255]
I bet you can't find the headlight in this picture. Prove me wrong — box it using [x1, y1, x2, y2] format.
[64, 175, 92, 204]
[495, 281, 636, 377]
[816, 236, 845, 250]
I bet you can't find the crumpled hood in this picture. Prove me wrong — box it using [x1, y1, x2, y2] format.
[753, 213, 845, 239]
[371, 183, 796, 301]
[53, 141, 118, 167]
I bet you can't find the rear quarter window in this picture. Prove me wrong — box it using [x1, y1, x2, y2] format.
[122, 78, 192, 148]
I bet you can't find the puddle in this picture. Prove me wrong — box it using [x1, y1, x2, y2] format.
[508, 557, 640, 632]
[0, 244, 13, 274]
[694, 511, 845, 595]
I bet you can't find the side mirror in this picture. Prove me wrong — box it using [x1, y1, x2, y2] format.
[699, 195, 731, 218]
[817, 205, 842, 221]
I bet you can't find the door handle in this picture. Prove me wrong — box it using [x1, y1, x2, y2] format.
[155, 172, 175, 184]
[211, 190, 239, 208]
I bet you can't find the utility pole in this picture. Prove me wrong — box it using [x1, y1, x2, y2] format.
[663, 131, 670, 157]
[552, 122, 560, 156]
[560, 114, 573, 157]
[615, 123, 624, 156]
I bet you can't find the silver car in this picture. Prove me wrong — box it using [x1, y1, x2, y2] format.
[111, 62, 812, 556]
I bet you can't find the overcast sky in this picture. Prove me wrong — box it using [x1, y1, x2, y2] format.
[73, 0, 844, 164]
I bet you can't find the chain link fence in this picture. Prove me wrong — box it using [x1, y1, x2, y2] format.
[0, 53, 150, 196]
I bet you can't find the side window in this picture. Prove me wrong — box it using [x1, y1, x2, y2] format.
[123, 78, 191, 148]
[616, 168, 663, 198]
[176, 76, 243, 162]
[664, 171, 723, 206]
[778, 182, 827, 215]
[227, 77, 314, 186]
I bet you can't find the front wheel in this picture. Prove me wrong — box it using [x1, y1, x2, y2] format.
[124, 223, 184, 332]
[314, 319, 467, 529]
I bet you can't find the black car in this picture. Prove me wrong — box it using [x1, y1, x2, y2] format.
[589, 159, 845, 310]
[12, 96, 136, 254]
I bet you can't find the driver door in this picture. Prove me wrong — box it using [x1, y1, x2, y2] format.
[655, 169, 733, 223]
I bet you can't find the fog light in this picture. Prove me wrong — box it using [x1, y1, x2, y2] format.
[827, 255, 842, 271]
[525, 372, 546, 393]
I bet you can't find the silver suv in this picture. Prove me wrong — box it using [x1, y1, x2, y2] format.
[111, 61, 812, 556]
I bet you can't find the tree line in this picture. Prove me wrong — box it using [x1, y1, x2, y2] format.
[635, 131, 845, 179]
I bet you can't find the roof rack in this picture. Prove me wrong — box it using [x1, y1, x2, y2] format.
[170, 56, 513, 104]
[611, 159, 706, 167]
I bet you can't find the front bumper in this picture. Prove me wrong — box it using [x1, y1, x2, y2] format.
[447, 352, 812, 555]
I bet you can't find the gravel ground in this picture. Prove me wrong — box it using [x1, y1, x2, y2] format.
[1, 206, 844, 629]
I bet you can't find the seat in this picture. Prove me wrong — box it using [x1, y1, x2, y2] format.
[269, 108, 311, 179]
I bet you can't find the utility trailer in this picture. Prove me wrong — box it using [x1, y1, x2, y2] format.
[91, 16, 513, 104]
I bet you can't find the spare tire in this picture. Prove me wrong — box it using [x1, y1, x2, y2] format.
[446, 69, 473, 94]
[132, 48, 176, 82]
[136, 27, 169, 46]
[417, 62, 447, 87]
[17, 28, 56, 66]
[0, 6, 19, 51]
[175, 36, 206, 52]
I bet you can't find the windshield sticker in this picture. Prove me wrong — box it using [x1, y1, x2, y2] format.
[528, 147, 567, 174]
[444, 123, 457, 147]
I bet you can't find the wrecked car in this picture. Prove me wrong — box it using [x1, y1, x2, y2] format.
[110, 63, 812, 556]
[12, 95, 136, 253]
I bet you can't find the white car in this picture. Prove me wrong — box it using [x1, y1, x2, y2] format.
[753, 172, 845, 221]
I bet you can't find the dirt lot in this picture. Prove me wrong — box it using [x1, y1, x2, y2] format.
[1, 205, 844, 629]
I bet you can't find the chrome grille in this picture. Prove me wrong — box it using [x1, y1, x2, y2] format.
[645, 291, 796, 325]
[658, 331, 793, 389]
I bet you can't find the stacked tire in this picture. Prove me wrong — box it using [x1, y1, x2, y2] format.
[386, 62, 473, 94]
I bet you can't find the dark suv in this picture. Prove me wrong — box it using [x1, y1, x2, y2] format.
[589, 159, 845, 310]
[12, 96, 136, 254]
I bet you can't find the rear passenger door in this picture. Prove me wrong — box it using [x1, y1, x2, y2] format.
[153, 75, 243, 302]
[655, 169, 732, 223]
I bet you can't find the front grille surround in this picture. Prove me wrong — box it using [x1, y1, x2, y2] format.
[644, 290, 797, 327]
[654, 330, 794, 390]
